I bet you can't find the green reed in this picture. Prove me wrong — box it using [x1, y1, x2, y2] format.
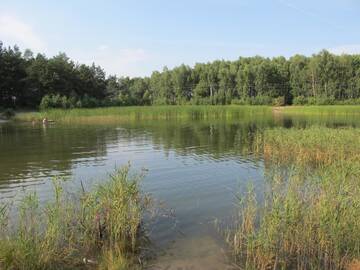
[15, 105, 271, 123]
[280, 105, 360, 116]
[227, 127, 360, 270]
[256, 126, 360, 166]
[0, 165, 148, 270]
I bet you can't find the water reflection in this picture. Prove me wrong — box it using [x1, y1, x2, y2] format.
[1, 113, 360, 268]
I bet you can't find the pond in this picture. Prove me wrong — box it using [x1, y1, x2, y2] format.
[1, 112, 359, 269]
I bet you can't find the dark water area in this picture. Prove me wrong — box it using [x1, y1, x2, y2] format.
[1, 113, 359, 269]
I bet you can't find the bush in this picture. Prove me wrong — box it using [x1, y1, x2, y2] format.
[39, 94, 103, 110]
[1, 108, 15, 119]
[293, 95, 308, 105]
[231, 96, 273, 105]
[272, 96, 285, 106]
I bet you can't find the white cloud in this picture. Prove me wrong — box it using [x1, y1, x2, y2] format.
[329, 45, 360, 55]
[0, 14, 45, 51]
[74, 47, 151, 77]
[97, 44, 109, 51]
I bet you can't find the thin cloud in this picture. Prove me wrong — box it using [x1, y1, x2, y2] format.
[0, 14, 45, 51]
[74, 47, 151, 77]
[329, 44, 360, 55]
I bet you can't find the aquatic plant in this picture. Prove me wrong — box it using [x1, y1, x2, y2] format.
[279, 105, 360, 116]
[0, 165, 148, 270]
[228, 162, 360, 270]
[255, 126, 360, 167]
[227, 126, 360, 269]
[14, 105, 271, 123]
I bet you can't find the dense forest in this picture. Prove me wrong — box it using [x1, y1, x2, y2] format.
[1, 41, 360, 109]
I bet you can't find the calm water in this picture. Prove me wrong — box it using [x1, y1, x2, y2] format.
[1, 113, 359, 269]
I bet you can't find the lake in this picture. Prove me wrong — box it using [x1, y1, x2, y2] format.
[1, 112, 359, 269]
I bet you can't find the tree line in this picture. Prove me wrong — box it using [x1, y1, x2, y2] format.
[1, 41, 360, 109]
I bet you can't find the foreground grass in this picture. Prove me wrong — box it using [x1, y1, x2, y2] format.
[14, 105, 271, 123]
[0, 165, 148, 270]
[227, 127, 360, 270]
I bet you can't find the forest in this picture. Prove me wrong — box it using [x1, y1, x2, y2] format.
[1, 41, 360, 109]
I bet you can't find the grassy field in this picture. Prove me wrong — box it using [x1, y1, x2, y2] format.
[14, 105, 272, 123]
[227, 126, 360, 270]
[0, 165, 149, 270]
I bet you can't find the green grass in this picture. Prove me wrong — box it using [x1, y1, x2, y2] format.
[14, 105, 272, 123]
[0, 165, 148, 270]
[278, 105, 360, 115]
[256, 126, 360, 166]
[227, 126, 360, 270]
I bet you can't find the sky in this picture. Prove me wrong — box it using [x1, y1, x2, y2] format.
[1, 0, 359, 77]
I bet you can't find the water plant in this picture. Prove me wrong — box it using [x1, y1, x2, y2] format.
[227, 126, 360, 270]
[0, 165, 148, 270]
[228, 162, 360, 270]
[14, 105, 271, 123]
[255, 126, 360, 167]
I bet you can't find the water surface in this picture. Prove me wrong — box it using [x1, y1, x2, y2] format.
[1, 113, 359, 269]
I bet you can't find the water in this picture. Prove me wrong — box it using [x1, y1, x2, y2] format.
[1, 113, 359, 269]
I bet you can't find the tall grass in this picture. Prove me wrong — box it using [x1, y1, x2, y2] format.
[0, 165, 148, 270]
[14, 105, 271, 123]
[229, 163, 360, 270]
[279, 105, 360, 116]
[255, 126, 360, 167]
[227, 127, 360, 270]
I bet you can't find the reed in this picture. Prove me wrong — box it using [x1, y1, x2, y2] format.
[278, 105, 360, 116]
[227, 126, 360, 270]
[228, 162, 360, 270]
[14, 105, 271, 123]
[0, 165, 148, 270]
[255, 126, 360, 167]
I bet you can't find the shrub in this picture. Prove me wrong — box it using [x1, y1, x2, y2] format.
[272, 96, 285, 106]
[292, 95, 308, 105]
[1, 108, 15, 119]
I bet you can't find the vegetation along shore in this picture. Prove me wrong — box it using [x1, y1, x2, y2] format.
[2, 41, 360, 111]
[226, 126, 360, 270]
[0, 165, 150, 270]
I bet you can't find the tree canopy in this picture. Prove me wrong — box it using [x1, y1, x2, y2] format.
[1, 41, 360, 109]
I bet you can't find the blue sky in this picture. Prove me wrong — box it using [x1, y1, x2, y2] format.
[1, 0, 359, 77]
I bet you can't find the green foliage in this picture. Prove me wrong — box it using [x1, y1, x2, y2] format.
[2, 40, 360, 108]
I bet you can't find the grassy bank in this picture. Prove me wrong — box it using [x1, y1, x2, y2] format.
[227, 127, 360, 270]
[14, 105, 271, 123]
[0, 165, 149, 270]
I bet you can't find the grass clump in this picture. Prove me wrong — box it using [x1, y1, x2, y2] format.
[228, 163, 360, 270]
[255, 126, 360, 167]
[227, 126, 360, 270]
[0, 165, 148, 270]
